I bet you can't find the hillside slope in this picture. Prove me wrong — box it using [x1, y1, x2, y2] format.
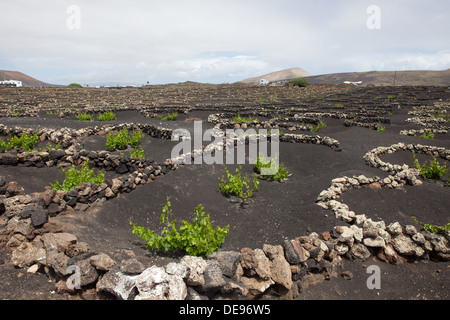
[241, 67, 312, 84]
[0, 70, 60, 87]
[304, 69, 450, 86]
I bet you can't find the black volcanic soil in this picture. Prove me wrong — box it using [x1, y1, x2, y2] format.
[0, 85, 449, 300]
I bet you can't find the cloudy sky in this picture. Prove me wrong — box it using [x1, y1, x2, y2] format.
[1, 0, 449, 85]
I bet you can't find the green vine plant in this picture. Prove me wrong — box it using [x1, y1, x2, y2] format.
[413, 153, 449, 180]
[412, 216, 450, 235]
[376, 123, 386, 132]
[51, 159, 105, 192]
[232, 114, 258, 123]
[218, 165, 259, 200]
[310, 120, 327, 133]
[0, 132, 39, 152]
[419, 131, 435, 140]
[253, 154, 289, 181]
[157, 112, 178, 121]
[97, 111, 116, 121]
[38, 142, 61, 152]
[105, 127, 143, 151]
[130, 146, 145, 158]
[76, 112, 94, 121]
[130, 198, 229, 257]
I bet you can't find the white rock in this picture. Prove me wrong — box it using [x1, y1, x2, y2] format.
[180, 255, 207, 286]
[363, 236, 386, 248]
[412, 233, 426, 245]
[318, 240, 329, 252]
[387, 222, 403, 236]
[357, 175, 370, 184]
[336, 226, 355, 246]
[348, 178, 359, 186]
[334, 243, 349, 255]
[167, 275, 188, 300]
[355, 214, 367, 225]
[350, 225, 363, 242]
[135, 266, 170, 300]
[27, 264, 40, 274]
[96, 271, 137, 300]
[363, 219, 386, 231]
[378, 229, 392, 243]
[405, 225, 418, 235]
[253, 249, 271, 280]
[392, 234, 425, 257]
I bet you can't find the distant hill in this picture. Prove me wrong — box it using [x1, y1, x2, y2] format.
[0, 70, 61, 87]
[241, 67, 312, 84]
[304, 69, 450, 86]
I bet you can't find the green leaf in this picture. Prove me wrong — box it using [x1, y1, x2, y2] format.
[130, 199, 229, 257]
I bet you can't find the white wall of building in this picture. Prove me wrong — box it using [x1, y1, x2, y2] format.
[0, 80, 23, 87]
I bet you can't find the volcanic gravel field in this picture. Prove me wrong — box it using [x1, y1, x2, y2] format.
[0, 83, 449, 300]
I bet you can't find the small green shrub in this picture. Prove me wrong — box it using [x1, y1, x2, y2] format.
[51, 159, 105, 192]
[232, 114, 258, 122]
[289, 78, 308, 87]
[130, 198, 229, 257]
[413, 154, 449, 180]
[310, 120, 327, 133]
[0, 132, 39, 152]
[130, 130, 142, 147]
[130, 147, 145, 158]
[97, 111, 116, 121]
[106, 128, 128, 150]
[105, 127, 142, 151]
[218, 166, 259, 199]
[0, 139, 7, 150]
[419, 131, 434, 140]
[253, 154, 289, 181]
[39, 142, 61, 152]
[376, 123, 386, 132]
[157, 112, 178, 121]
[67, 83, 83, 88]
[412, 216, 450, 234]
[76, 112, 93, 121]
[423, 222, 450, 234]
[11, 132, 39, 151]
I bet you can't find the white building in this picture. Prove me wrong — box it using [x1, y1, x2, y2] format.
[260, 79, 269, 85]
[343, 81, 362, 86]
[0, 80, 23, 87]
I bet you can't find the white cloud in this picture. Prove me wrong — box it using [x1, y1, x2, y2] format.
[1, 0, 449, 84]
[373, 51, 450, 71]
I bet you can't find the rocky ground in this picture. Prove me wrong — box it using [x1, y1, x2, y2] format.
[0, 84, 449, 301]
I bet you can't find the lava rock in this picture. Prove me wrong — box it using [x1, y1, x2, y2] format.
[30, 208, 49, 228]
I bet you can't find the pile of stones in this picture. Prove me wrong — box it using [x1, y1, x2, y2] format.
[400, 128, 448, 136]
[315, 142, 450, 265]
[406, 116, 449, 131]
[344, 120, 387, 130]
[280, 133, 339, 149]
[363, 143, 450, 171]
[403, 101, 449, 135]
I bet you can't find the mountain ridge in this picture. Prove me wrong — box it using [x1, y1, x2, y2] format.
[304, 69, 450, 86]
[240, 67, 450, 86]
[240, 67, 312, 84]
